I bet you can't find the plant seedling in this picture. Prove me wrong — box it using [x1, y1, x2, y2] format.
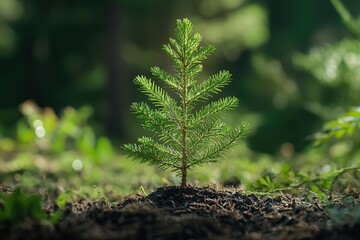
[93, 185, 110, 206]
[123, 18, 249, 187]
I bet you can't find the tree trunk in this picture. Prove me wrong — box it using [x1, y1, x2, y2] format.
[181, 167, 187, 187]
[104, 4, 130, 139]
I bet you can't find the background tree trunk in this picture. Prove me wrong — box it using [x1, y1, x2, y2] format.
[105, 4, 130, 139]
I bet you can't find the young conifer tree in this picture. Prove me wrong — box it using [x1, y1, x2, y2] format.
[123, 18, 249, 187]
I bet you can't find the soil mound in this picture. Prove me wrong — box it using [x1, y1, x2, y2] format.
[0, 186, 359, 239]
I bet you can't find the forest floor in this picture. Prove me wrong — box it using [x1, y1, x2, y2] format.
[1, 185, 359, 240]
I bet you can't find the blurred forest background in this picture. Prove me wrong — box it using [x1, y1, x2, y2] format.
[1, 0, 360, 157]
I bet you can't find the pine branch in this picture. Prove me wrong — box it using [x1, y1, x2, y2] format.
[187, 120, 226, 158]
[151, 67, 182, 92]
[187, 70, 232, 104]
[189, 97, 239, 127]
[188, 45, 215, 67]
[123, 137, 182, 170]
[134, 75, 175, 108]
[188, 123, 249, 168]
[130, 102, 183, 147]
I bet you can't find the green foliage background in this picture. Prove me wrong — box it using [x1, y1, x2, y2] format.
[0, 0, 360, 201]
[0, 0, 359, 155]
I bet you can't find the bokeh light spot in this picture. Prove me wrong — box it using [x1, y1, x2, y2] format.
[35, 126, 46, 138]
[72, 159, 83, 171]
[33, 119, 43, 128]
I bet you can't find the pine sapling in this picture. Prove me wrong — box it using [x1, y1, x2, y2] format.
[123, 18, 249, 187]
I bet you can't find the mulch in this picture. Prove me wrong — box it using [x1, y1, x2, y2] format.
[0, 186, 359, 239]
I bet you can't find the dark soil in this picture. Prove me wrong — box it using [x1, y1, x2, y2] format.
[1, 186, 359, 239]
